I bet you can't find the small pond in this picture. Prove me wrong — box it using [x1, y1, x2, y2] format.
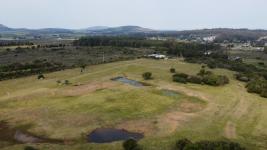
[87, 128, 144, 143]
[161, 89, 181, 98]
[111, 77, 146, 87]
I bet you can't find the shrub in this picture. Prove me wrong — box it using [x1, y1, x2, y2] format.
[142, 72, 152, 80]
[123, 139, 141, 150]
[173, 75, 187, 84]
[64, 80, 70, 85]
[173, 73, 189, 84]
[246, 78, 267, 94]
[187, 76, 202, 84]
[176, 138, 192, 150]
[203, 74, 229, 86]
[258, 62, 265, 66]
[260, 89, 267, 98]
[24, 146, 38, 150]
[170, 68, 176, 73]
[37, 74, 45, 80]
[174, 73, 189, 79]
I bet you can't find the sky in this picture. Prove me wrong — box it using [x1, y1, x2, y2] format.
[0, 0, 266, 30]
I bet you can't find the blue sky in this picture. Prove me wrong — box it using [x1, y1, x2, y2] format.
[0, 0, 266, 30]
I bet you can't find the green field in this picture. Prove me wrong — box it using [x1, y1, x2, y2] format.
[1, 59, 267, 150]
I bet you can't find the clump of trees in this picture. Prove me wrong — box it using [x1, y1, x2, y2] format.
[123, 139, 142, 150]
[173, 68, 229, 86]
[175, 138, 245, 150]
[184, 51, 267, 98]
[142, 72, 152, 80]
[0, 60, 64, 81]
[246, 78, 267, 98]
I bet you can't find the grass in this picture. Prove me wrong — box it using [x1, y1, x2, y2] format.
[0, 59, 267, 150]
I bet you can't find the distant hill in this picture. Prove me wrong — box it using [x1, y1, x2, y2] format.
[1, 24, 267, 42]
[0, 24, 12, 32]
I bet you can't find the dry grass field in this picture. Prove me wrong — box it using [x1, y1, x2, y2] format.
[0, 59, 267, 150]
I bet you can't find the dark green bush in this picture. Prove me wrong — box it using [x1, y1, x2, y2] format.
[203, 74, 229, 86]
[123, 139, 142, 150]
[170, 68, 176, 73]
[37, 74, 45, 80]
[260, 89, 267, 98]
[173, 74, 188, 84]
[142, 72, 152, 80]
[246, 78, 267, 94]
[175, 139, 245, 150]
[174, 73, 189, 79]
[187, 76, 203, 84]
[24, 146, 38, 150]
[176, 138, 192, 150]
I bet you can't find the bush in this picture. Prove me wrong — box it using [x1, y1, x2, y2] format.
[246, 78, 267, 94]
[64, 80, 70, 85]
[258, 62, 265, 66]
[173, 74, 188, 84]
[176, 138, 192, 150]
[170, 68, 176, 73]
[142, 72, 152, 80]
[24, 146, 38, 150]
[175, 139, 245, 150]
[174, 73, 189, 79]
[203, 74, 229, 86]
[187, 76, 203, 84]
[123, 139, 141, 150]
[37, 74, 45, 80]
[260, 89, 267, 98]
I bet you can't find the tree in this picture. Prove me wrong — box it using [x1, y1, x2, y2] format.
[24, 146, 38, 150]
[123, 139, 142, 150]
[142, 72, 152, 80]
[64, 80, 70, 85]
[176, 138, 192, 150]
[37, 74, 45, 80]
[170, 68, 176, 73]
[264, 47, 267, 54]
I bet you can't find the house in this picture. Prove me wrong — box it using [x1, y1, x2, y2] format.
[147, 54, 167, 59]
[204, 51, 212, 55]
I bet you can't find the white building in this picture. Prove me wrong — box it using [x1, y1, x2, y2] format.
[147, 54, 167, 59]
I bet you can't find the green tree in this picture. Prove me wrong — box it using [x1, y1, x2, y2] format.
[142, 72, 152, 80]
[123, 139, 142, 150]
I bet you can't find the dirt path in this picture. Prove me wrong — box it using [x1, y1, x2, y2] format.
[224, 121, 237, 139]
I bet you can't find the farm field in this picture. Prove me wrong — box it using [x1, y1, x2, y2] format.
[0, 59, 267, 150]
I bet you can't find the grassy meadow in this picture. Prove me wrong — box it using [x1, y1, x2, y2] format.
[0, 59, 267, 150]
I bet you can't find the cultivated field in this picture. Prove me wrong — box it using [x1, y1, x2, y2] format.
[0, 59, 267, 150]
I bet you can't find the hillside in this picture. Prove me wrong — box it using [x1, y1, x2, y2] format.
[1, 24, 267, 42]
[0, 59, 266, 150]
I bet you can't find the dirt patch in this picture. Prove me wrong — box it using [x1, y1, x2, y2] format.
[179, 102, 205, 113]
[117, 119, 156, 136]
[116, 111, 197, 137]
[157, 112, 196, 136]
[0, 121, 64, 145]
[60, 81, 116, 96]
[224, 121, 237, 139]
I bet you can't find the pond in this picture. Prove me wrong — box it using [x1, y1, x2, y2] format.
[161, 89, 181, 98]
[87, 128, 144, 143]
[111, 77, 145, 87]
